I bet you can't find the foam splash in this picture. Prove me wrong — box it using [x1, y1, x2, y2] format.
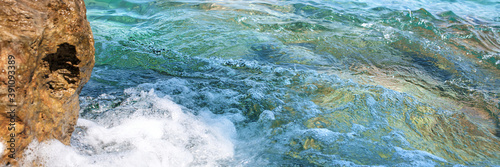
[21, 89, 236, 167]
[0, 141, 4, 155]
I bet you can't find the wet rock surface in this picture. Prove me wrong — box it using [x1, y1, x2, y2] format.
[0, 0, 94, 165]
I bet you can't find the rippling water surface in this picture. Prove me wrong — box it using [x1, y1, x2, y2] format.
[23, 0, 500, 166]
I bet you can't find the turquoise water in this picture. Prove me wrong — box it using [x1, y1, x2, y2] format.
[24, 0, 500, 166]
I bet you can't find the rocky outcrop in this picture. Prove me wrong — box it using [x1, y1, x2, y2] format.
[0, 0, 94, 165]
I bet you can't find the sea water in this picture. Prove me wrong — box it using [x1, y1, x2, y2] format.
[22, 0, 500, 166]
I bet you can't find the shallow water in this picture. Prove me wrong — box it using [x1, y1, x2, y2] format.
[23, 0, 500, 166]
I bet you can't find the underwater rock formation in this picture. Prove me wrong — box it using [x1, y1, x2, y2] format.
[0, 0, 94, 165]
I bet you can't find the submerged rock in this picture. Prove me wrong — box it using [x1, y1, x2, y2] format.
[0, 0, 94, 165]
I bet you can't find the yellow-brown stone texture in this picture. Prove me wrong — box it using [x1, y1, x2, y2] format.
[0, 0, 94, 165]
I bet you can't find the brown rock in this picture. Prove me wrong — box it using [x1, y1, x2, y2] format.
[0, 0, 94, 165]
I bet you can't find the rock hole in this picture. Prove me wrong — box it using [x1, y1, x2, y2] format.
[42, 43, 80, 85]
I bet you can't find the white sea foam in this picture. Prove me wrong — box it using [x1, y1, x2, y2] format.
[21, 89, 236, 167]
[0, 141, 4, 155]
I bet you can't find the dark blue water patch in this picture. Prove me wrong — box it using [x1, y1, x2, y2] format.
[370, 6, 393, 12]
[249, 42, 284, 63]
[410, 56, 454, 81]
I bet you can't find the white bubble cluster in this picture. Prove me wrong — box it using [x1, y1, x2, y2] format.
[22, 89, 236, 167]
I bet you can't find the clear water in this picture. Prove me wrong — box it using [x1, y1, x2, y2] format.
[22, 0, 500, 166]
